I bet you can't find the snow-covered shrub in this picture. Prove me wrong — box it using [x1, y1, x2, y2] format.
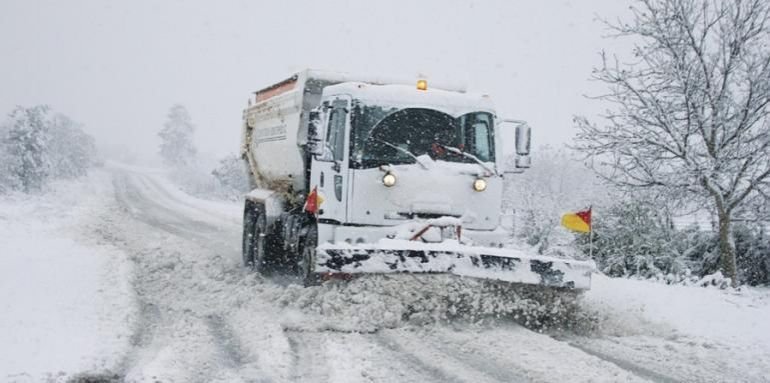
[582, 197, 692, 279]
[734, 223, 770, 286]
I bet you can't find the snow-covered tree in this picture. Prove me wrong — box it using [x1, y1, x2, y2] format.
[4, 106, 51, 192]
[574, 0, 770, 286]
[211, 154, 250, 193]
[0, 106, 98, 194]
[0, 122, 18, 193]
[158, 104, 197, 167]
[48, 114, 97, 179]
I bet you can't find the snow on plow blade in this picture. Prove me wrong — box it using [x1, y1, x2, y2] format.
[315, 241, 595, 290]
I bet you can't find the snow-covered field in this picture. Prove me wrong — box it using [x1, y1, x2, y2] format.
[1, 165, 769, 382]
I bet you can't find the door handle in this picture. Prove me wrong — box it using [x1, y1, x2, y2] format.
[334, 175, 343, 201]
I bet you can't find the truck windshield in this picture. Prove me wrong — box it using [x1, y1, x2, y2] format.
[350, 106, 495, 169]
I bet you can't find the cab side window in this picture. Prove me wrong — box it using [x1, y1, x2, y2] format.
[325, 101, 348, 162]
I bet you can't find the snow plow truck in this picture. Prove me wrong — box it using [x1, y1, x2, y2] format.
[240, 70, 594, 289]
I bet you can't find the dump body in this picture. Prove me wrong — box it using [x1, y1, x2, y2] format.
[241, 72, 330, 194]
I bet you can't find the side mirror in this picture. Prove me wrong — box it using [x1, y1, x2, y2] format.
[515, 123, 531, 156]
[307, 109, 324, 156]
[498, 118, 532, 174]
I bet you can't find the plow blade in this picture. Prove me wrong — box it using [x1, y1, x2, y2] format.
[315, 241, 595, 290]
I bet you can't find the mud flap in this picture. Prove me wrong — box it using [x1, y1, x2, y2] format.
[314, 241, 595, 290]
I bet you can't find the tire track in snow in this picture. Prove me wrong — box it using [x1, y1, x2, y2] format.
[421, 325, 651, 383]
[113, 171, 241, 260]
[395, 330, 530, 383]
[284, 330, 331, 382]
[130, 172, 237, 228]
[132, 172, 240, 227]
[373, 331, 501, 383]
[113, 173, 213, 240]
[206, 314, 249, 368]
[107, 169, 264, 382]
[561, 341, 680, 383]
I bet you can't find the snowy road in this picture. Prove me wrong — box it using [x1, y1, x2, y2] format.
[3, 166, 768, 382]
[104, 167, 654, 383]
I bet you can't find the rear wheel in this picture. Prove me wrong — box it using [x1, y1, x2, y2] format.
[252, 210, 269, 273]
[298, 223, 320, 286]
[242, 201, 274, 274]
[242, 202, 256, 269]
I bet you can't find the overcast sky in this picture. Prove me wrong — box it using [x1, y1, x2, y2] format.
[0, 0, 631, 163]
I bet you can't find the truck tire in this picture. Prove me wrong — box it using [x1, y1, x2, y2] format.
[298, 223, 321, 286]
[243, 201, 276, 273]
[242, 201, 256, 269]
[252, 208, 270, 273]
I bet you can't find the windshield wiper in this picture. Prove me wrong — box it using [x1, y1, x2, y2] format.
[375, 139, 429, 169]
[439, 144, 496, 175]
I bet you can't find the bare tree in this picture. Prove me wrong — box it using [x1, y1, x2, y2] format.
[574, 0, 770, 285]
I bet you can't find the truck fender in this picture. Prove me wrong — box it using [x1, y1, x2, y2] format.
[244, 189, 286, 229]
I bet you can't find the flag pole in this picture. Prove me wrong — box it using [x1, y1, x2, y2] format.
[589, 206, 593, 259]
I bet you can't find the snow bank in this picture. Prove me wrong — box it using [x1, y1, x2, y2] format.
[261, 274, 587, 333]
[0, 171, 137, 382]
[568, 274, 770, 382]
[586, 274, 770, 344]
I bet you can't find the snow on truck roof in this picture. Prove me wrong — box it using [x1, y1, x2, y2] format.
[252, 69, 467, 97]
[302, 69, 468, 93]
[323, 82, 496, 116]
[249, 70, 494, 115]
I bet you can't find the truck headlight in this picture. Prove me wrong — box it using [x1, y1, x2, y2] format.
[473, 178, 487, 192]
[382, 173, 397, 187]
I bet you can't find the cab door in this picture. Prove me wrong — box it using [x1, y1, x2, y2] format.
[309, 96, 351, 223]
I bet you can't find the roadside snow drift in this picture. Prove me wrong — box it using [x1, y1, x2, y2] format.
[0, 172, 137, 382]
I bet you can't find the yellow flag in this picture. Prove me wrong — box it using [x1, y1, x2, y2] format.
[561, 208, 592, 233]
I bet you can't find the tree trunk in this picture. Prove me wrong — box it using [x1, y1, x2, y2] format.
[717, 210, 738, 287]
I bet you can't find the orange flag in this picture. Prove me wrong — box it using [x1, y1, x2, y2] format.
[561, 207, 592, 233]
